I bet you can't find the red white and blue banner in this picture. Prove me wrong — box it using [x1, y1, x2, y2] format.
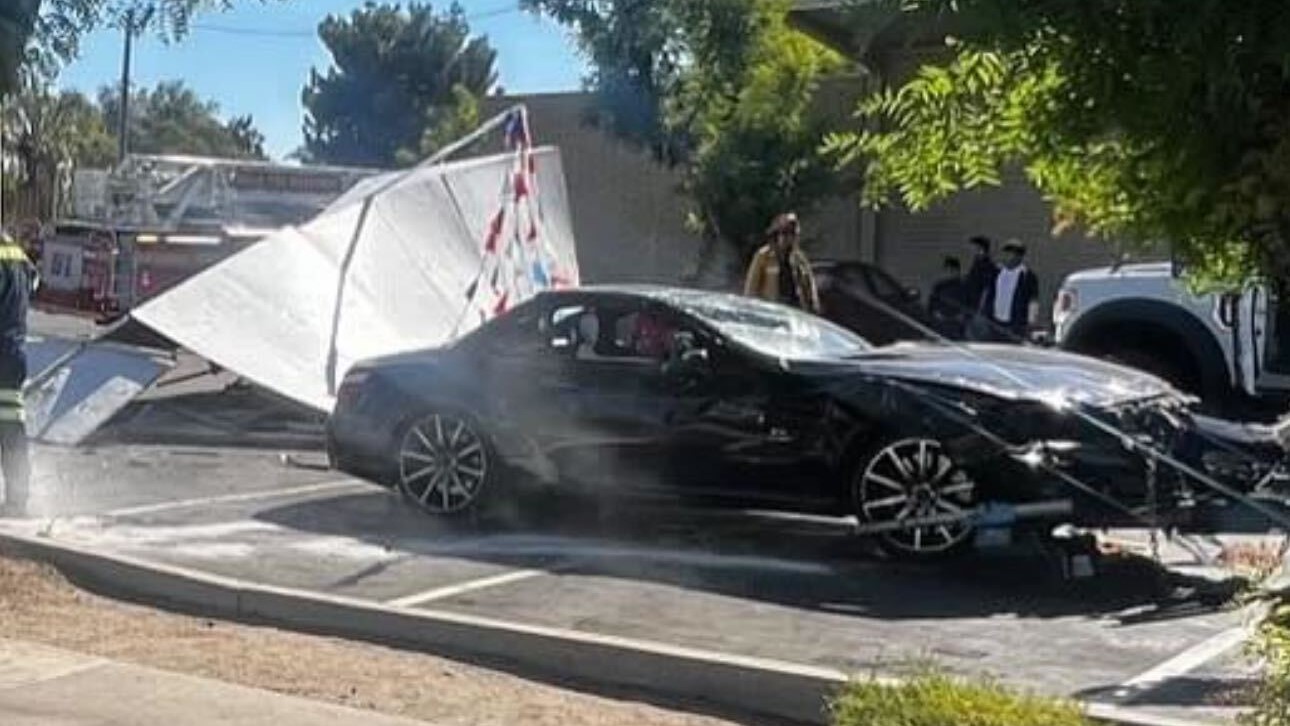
[133, 117, 580, 411]
[461, 108, 577, 329]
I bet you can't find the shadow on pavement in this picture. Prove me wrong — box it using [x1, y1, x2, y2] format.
[1077, 675, 1256, 710]
[253, 489, 1247, 624]
[87, 385, 325, 450]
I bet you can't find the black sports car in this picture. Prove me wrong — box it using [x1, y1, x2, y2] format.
[327, 286, 1289, 557]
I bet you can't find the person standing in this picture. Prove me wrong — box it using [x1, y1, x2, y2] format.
[743, 212, 820, 314]
[928, 256, 968, 339]
[980, 239, 1039, 342]
[0, 232, 34, 517]
[963, 235, 998, 312]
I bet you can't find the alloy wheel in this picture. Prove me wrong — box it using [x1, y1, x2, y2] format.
[398, 413, 489, 515]
[857, 438, 976, 555]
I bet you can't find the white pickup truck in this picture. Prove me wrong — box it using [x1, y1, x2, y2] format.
[1052, 261, 1290, 412]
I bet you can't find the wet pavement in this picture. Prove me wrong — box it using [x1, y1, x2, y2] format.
[1, 311, 1261, 722]
[0, 442, 1258, 722]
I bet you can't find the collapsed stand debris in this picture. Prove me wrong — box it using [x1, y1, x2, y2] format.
[847, 291, 1290, 571]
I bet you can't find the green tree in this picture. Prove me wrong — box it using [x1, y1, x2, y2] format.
[523, 0, 692, 165]
[825, 0, 1290, 288]
[99, 80, 267, 159]
[0, 0, 41, 97]
[301, 2, 497, 168]
[2, 80, 115, 220]
[405, 82, 479, 164]
[525, 0, 842, 265]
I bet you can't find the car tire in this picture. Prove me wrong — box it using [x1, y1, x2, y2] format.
[392, 409, 499, 517]
[850, 437, 978, 560]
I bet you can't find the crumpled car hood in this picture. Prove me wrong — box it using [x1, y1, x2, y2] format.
[841, 342, 1182, 408]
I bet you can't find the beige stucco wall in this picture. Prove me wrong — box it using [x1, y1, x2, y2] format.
[491, 77, 1123, 316]
[865, 48, 1122, 313]
[484, 93, 723, 288]
[485, 90, 862, 291]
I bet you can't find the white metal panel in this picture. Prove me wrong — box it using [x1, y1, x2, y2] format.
[133, 147, 580, 411]
[24, 339, 171, 446]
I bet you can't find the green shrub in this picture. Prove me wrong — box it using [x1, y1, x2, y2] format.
[1244, 599, 1290, 726]
[830, 673, 1090, 726]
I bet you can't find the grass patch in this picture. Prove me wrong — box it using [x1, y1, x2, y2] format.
[830, 673, 1090, 726]
[1245, 598, 1290, 726]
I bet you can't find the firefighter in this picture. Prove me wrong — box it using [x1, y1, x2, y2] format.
[0, 232, 34, 516]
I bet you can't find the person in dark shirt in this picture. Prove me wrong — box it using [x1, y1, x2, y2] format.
[928, 256, 968, 339]
[962, 235, 999, 340]
[963, 236, 997, 312]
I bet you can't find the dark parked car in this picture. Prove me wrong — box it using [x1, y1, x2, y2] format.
[328, 286, 1287, 558]
[813, 260, 935, 345]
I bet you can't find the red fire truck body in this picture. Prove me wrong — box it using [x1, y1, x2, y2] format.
[28, 155, 377, 321]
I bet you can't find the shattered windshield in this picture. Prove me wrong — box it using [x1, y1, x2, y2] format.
[678, 294, 873, 360]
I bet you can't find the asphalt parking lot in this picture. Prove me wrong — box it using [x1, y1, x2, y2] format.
[2, 312, 1264, 723]
[0, 440, 1260, 723]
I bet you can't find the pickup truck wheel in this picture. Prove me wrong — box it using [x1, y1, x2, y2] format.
[1101, 345, 1244, 415]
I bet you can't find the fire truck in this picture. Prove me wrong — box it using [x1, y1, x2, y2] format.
[26, 154, 377, 321]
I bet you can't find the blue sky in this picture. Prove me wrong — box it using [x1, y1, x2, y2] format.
[57, 1, 588, 159]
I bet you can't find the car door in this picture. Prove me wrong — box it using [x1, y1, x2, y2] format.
[470, 299, 581, 473]
[527, 299, 679, 489]
[1238, 285, 1290, 395]
[640, 309, 837, 507]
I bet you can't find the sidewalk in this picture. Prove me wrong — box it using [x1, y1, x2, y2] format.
[0, 638, 431, 726]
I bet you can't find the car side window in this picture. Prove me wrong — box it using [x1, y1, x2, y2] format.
[479, 306, 545, 356]
[864, 267, 905, 300]
[612, 309, 684, 363]
[541, 304, 586, 352]
[539, 302, 692, 365]
[827, 267, 870, 297]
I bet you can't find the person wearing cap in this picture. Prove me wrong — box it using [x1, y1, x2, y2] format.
[980, 239, 1039, 342]
[928, 256, 969, 338]
[743, 212, 820, 314]
[0, 231, 35, 516]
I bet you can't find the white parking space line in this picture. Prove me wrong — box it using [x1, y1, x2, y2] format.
[386, 568, 555, 608]
[1110, 622, 1254, 702]
[103, 479, 371, 518]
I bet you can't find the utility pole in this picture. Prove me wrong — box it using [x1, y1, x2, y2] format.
[117, 5, 154, 164]
[117, 8, 136, 164]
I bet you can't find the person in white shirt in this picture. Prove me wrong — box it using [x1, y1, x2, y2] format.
[980, 239, 1039, 342]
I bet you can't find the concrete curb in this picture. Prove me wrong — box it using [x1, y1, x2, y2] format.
[0, 528, 1231, 726]
[1085, 703, 1232, 726]
[0, 528, 848, 724]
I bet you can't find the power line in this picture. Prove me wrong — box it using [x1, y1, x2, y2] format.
[189, 24, 314, 38]
[189, 2, 526, 39]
